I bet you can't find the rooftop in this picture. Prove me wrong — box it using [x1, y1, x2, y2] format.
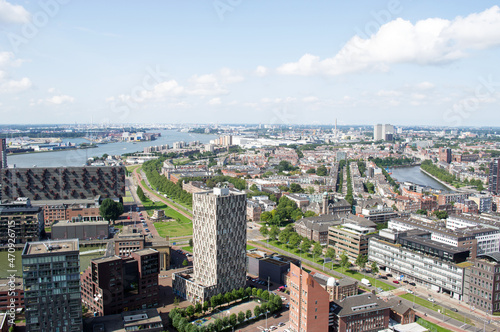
[23, 239, 79, 256]
[332, 293, 392, 317]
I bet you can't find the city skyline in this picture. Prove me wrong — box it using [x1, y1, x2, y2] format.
[1, 1, 500, 126]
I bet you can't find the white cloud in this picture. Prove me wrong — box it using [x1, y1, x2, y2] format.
[0, 52, 24, 68]
[45, 94, 75, 105]
[0, 77, 32, 93]
[208, 97, 221, 105]
[277, 6, 500, 76]
[415, 81, 435, 90]
[254, 65, 268, 77]
[302, 96, 318, 103]
[411, 93, 426, 100]
[377, 90, 401, 97]
[0, 0, 30, 24]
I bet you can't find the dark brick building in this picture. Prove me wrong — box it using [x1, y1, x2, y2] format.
[81, 248, 160, 316]
[0, 166, 125, 201]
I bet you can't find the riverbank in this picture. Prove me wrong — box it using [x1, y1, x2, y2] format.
[7, 145, 97, 156]
[419, 168, 457, 191]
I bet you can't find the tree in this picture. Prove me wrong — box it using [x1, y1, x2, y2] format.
[340, 252, 351, 272]
[355, 254, 368, 271]
[306, 168, 316, 174]
[278, 230, 290, 244]
[195, 303, 202, 314]
[269, 225, 280, 240]
[250, 184, 258, 191]
[136, 186, 147, 202]
[173, 296, 180, 308]
[261, 290, 269, 301]
[215, 318, 223, 331]
[313, 242, 323, 259]
[99, 198, 124, 224]
[416, 209, 427, 215]
[189, 238, 193, 247]
[326, 247, 336, 268]
[317, 165, 328, 176]
[290, 183, 304, 193]
[254, 305, 261, 317]
[238, 311, 246, 324]
[222, 317, 229, 328]
[182, 259, 188, 267]
[371, 261, 379, 275]
[224, 292, 232, 305]
[259, 225, 269, 237]
[186, 305, 195, 318]
[203, 301, 209, 313]
[246, 309, 253, 320]
[288, 233, 301, 248]
[433, 210, 448, 220]
[300, 239, 311, 255]
[229, 313, 237, 326]
[304, 210, 316, 218]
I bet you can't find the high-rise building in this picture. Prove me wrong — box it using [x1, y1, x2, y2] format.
[81, 248, 160, 316]
[172, 187, 246, 302]
[289, 263, 330, 332]
[22, 239, 83, 331]
[489, 158, 499, 195]
[373, 124, 394, 141]
[439, 147, 452, 164]
[0, 138, 6, 169]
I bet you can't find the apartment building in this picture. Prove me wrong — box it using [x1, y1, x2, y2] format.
[173, 187, 246, 303]
[369, 229, 469, 299]
[81, 249, 160, 316]
[328, 215, 376, 262]
[490, 159, 499, 195]
[0, 278, 23, 312]
[22, 239, 83, 331]
[463, 253, 500, 314]
[0, 198, 43, 244]
[288, 263, 329, 332]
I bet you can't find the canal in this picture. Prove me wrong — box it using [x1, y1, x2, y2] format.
[390, 165, 452, 191]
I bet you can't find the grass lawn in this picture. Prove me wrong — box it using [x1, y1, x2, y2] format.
[399, 294, 472, 324]
[154, 219, 193, 238]
[141, 199, 191, 224]
[182, 246, 193, 252]
[416, 318, 453, 332]
[123, 190, 134, 203]
[247, 244, 256, 250]
[266, 240, 396, 292]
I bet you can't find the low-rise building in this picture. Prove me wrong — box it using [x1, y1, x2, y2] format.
[83, 308, 164, 332]
[330, 293, 392, 332]
[51, 220, 109, 240]
[328, 215, 376, 262]
[295, 215, 341, 245]
[0, 278, 23, 312]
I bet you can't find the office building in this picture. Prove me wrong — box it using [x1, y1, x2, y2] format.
[82, 308, 164, 332]
[328, 215, 376, 262]
[490, 159, 499, 195]
[51, 220, 109, 240]
[289, 263, 329, 332]
[0, 198, 43, 244]
[374, 124, 394, 141]
[369, 229, 469, 299]
[173, 187, 247, 302]
[330, 293, 391, 332]
[439, 148, 452, 164]
[0, 166, 125, 201]
[22, 239, 83, 331]
[0, 138, 6, 169]
[81, 249, 160, 316]
[463, 253, 500, 314]
[247, 250, 299, 285]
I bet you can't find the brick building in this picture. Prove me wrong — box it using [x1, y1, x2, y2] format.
[81, 248, 160, 316]
[0, 278, 23, 312]
[295, 215, 341, 245]
[464, 252, 500, 314]
[289, 263, 329, 332]
[330, 293, 391, 332]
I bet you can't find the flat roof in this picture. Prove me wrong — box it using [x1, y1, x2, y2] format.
[132, 248, 158, 256]
[52, 220, 109, 227]
[23, 239, 79, 256]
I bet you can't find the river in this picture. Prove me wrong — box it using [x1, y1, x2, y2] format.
[7, 130, 218, 167]
[390, 165, 452, 191]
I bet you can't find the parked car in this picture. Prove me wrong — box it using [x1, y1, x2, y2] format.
[403, 280, 409, 284]
[273, 314, 279, 318]
[386, 274, 393, 277]
[278, 322, 285, 327]
[428, 297, 435, 303]
[451, 308, 458, 312]
[406, 289, 414, 294]
[409, 282, 416, 286]
[393, 280, 399, 284]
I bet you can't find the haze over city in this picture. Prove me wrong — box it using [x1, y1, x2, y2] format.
[1, 1, 500, 125]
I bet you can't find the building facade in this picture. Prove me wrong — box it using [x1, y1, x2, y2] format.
[0, 138, 6, 169]
[22, 239, 83, 331]
[463, 253, 500, 314]
[0, 166, 125, 201]
[81, 249, 160, 316]
[0, 199, 43, 244]
[0, 278, 24, 312]
[490, 159, 499, 195]
[328, 220, 376, 262]
[289, 263, 329, 332]
[173, 187, 247, 303]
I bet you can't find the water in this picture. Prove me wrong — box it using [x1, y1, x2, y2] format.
[8, 130, 217, 167]
[390, 165, 452, 191]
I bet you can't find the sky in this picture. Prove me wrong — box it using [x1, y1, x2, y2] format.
[1, 1, 500, 127]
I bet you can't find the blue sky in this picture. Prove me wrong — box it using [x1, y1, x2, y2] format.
[1, 1, 500, 126]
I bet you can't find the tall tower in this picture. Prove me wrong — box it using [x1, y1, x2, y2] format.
[22, 239, 83, 331]
[193, 187, 247, 297]
[0, 138, 7, 169]
[490, 158, 499, 195]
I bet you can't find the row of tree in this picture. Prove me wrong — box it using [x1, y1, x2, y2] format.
[260, 196, 316, 225]
[142, 158, 194, 208]
[169, 287, 282, 332]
